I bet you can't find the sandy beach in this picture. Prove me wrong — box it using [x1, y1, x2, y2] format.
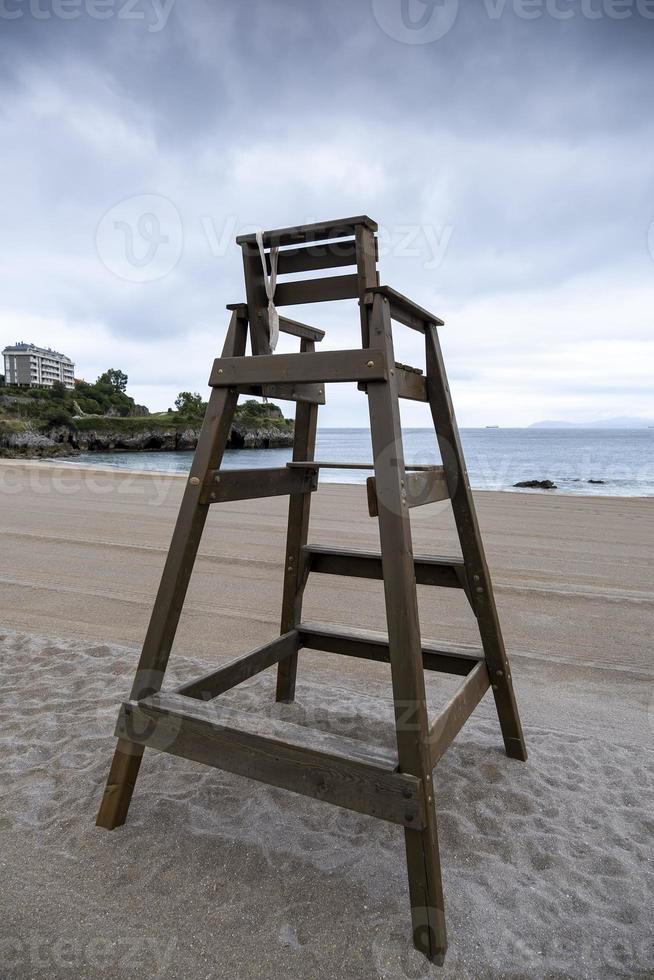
[1, 459, 652, 978]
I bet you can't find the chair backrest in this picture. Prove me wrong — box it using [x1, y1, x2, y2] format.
[236, 216, 380, 354]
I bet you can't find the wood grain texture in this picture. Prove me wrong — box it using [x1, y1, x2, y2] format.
[236, 215, 377, 247]
[115, 694, 425, 829]
[175, 631, 300, 700]
[365, 285, 444, 331]
[298, 621, 484, 676]
[276, 337, 320, 702]
[366, 468, 449, 518]
[201, 467, 317, 505]
[428, 661, 490, 765]
[303, 544, 467, 591]
[425, 324, 527, 762]
[210, 348, 388, 387]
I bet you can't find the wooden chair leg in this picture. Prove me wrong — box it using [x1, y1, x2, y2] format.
[425, 325, 527, 762]
[276, 338, 319, 702]
[367, 293, 447, 962]
[95, 313, 247, 829]
[96, 739, 144, 829]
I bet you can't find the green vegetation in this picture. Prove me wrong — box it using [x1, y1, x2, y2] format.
[0, 369, 148, 426]
[235, 399, 289, 430]
[174, 391, 205, 420]
[0, 372, 293, 455]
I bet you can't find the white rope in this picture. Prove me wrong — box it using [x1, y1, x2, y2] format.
[255, 229, 280, 352]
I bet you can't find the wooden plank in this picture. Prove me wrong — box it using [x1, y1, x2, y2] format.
[115, 694, 425, 829]
[236, 215, 378, 248]
[176, 631, 300, 700]
[287, 461, 436, 471]
[96, 311, 248, 831]
[201, 466, 317, 505]
[365, 292, 446, 962]
[425, 324, 527, 763]
[278, 316, 325, 342]
[303, 544, 467, 591]
[276, 337, 320, 701]
[241, 242, 271, 356]
[395, 366, 428, 402]
[365, 286, 444, 331]
[210, 348, 388, 387]
[428, 662, 490, 765]
[235, 382, 325, 405]
[267, 239, 359, 275]
[366, 468, 449, 518]
[298, 622, 484, 677]
[274, 274, 359, 307]
[225, 307, 326, 343]
[355, 223, 380, 346]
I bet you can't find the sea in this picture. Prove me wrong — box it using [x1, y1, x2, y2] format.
[54, 428, 654, 497]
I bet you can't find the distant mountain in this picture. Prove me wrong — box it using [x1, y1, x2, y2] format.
[529, 417, 654, 429]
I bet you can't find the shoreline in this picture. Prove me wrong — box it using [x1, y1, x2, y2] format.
[1, 456, 650, 500]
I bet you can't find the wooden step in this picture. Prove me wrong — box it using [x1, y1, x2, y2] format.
[298, 621, 484, 677]
[115, 691, 424, 828]
[302, 545, 468, 592]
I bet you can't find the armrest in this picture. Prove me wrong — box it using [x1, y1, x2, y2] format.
[365, 286, 444, 331]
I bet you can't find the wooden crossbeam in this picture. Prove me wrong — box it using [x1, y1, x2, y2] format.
[428, 661, 490, 765]
[235, 382, 325, 405]
[116, 693, 425, 828]
[359, 363, 427, 401]
[287, 461, 436, 471]
[200, 466, 317, 505]
[303, 544, 468, 591]
[274, 274, 360, 307]
[236, 215, 378, 248]
[278, 315, 326, 342]
[176, 631, 300, 700]
[268, 239, 361, 275]
[365, 286, 444, 331]
[395, 366, 427, 401]
[366, 468, 449, 517]
[298, 622, 484, 677]
[210, 349, 388, 387]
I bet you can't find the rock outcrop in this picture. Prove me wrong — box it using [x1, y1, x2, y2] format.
[513, 479, 558, 490]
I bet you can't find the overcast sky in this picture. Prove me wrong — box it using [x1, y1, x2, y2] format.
[1, 0, 653, 426]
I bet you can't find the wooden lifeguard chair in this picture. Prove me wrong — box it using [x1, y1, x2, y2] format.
[96, 215, 527, 965]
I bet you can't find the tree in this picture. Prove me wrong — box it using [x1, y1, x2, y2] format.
[51, 380, 66, 400]
[174, 391, 205, 418]
[97, 368, 128, 393]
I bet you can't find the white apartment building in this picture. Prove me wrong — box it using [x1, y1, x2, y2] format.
[2, 343, 75, 390]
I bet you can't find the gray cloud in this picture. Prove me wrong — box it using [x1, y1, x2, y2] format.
[1, 0, 653, 424]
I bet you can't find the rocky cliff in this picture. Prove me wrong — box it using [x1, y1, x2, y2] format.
[0, 401, 294, 457]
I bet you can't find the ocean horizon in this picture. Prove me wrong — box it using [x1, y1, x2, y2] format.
[51, 427, 654, 498]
